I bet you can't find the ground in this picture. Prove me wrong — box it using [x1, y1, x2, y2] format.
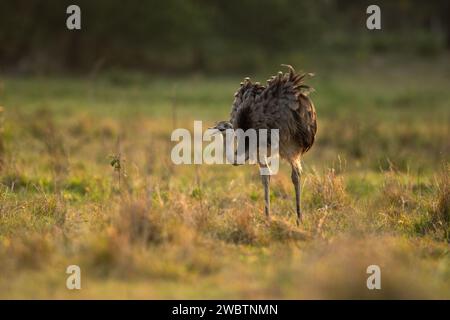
[0, 56, 449, 299]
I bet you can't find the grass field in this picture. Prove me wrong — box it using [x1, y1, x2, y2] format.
[0, 57, 449, 299]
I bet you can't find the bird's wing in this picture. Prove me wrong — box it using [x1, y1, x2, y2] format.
[229, 65, 317, 153]
[262, 64, 314, 112]
[229, 78, 265, 127]
[262, 65, 317, 152]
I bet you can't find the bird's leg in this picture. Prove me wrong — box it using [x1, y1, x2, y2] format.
[291, 161, 302, 225]
[261, 173, 271, 218]
[259, 159, 272, 218]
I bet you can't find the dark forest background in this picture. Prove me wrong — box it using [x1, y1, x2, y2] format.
[0, 0, 449, 74]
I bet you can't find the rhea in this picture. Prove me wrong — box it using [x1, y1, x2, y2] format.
[211, 65, 317, 224]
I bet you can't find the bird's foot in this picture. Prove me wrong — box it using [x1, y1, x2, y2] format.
[296, 214, 302, 226]
[264, 215, 271, 227]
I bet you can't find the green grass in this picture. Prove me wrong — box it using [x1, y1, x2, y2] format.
[0, 57, 449, 299]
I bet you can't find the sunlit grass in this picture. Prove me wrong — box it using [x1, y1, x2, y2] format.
[0, 59, 449, 298]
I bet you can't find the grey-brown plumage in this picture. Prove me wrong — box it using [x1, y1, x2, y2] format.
[213, 65, 317, 224]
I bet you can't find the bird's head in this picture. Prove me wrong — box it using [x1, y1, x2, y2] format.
[209, 121, 233, 137]
[208, 121, 242, 165]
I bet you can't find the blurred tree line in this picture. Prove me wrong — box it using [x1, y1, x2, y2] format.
[0, 0, 448, 74]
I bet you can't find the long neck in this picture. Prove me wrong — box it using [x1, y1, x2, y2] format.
[223, 130, 250, 165]
[222, 131, 237, 164]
